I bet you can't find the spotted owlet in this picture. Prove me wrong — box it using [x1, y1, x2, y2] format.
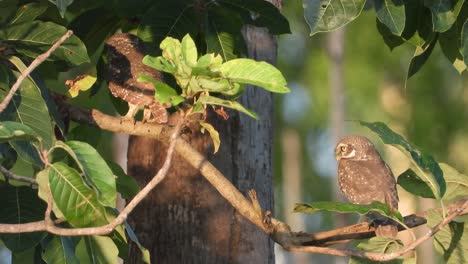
[335, 135, 399, 238]
[105, 33, 168, 123]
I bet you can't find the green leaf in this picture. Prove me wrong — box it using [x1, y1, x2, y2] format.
[48, 162, 111, 227]
[303, 0, 366, 36]
[75, 236, 119, 264]
[197, 95, 258, 119]
[137, 0, 197, 45]
[349, 237, 404, 264]
[427, 209, 467, 264]
[199, 121, 220, 153]
[0, 21, 89, 65]
[142, 55, 177, 74]
[36, 168, 64, 219]
[376, 19, 405, 51]
[0, 121, 38, 142]
[42, 236, 79, 264]
[294, 201, 404, 222]
[216, 0, 291, 35]
[360, 121, 446, 198]
[407, 35, 438, 79]
[9, 141, 43, 168]
[108, 161, 139, 200]
[397, 169, 435, 199]
[125, 222, 151, 264]
[0, 143, 17, 170]
[424, 0, 466, 32]
[219, 58, 290, 93]
[374, 0, 406, 36]
[181, 34, 197, 66]
[438, 163, 468, 202]
[137, 74, 184, 107]
[7, 2, 48, 25]
[0, 67, 54, 149]
[0, 0, 17, 26]
[0, 185, 47, 252]
[53, 141, 117, 207]
[65, 65, 97, 98]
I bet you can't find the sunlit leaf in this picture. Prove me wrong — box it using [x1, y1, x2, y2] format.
[75, 236, 119, 264]
[294, 201, 404, 222]
[198, 95, 258, 119]
[0, 185, 46, 252]
[181, 34, 197, 66]
[360, 121, 446, 198]
[53, 141, 117, 207]
[66, 66, 97, 98]
[427, 209, 467, 264]
[219, 58, 290, 93]
[303, 0, 366, 36]
[374, 0, 406, 36]
[138, 74, 184, 107]
[199, 121, 220, 153]
[48, 162, 111, 227]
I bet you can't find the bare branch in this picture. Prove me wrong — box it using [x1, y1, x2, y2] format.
[0, 164, 37, 185]
[0, 30, 74, 113]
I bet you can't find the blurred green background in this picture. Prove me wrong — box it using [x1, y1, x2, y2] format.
[274, 2, 467, 263]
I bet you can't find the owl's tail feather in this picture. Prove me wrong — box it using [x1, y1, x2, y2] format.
[375, 224, 398, 238]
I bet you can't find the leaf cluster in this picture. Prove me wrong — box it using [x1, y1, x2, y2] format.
[303, 0, 468, 77]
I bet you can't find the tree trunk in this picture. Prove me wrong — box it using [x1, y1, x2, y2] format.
[127, 3, 279, 263]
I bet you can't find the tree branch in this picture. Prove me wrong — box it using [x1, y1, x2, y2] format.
[0, 30, 73, 113]
[0, 164, 37, 185]
[0, 114, 184, 236]
[65, 106, 468, 261]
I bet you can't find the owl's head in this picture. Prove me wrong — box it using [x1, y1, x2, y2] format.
[335, 135, 379, 161]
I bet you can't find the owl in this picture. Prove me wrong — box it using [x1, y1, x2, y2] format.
[335, 135, 399, 238]
[105, 33, 168, 123]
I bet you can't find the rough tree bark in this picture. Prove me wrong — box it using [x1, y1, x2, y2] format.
[127, 1, 280, 263]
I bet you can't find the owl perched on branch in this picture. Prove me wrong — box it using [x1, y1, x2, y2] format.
[105, 33, 168, 123]
[335, 135, 399, 238]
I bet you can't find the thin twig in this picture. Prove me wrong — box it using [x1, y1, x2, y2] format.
[0, 164, 37, 185]
[0, 30, 73, 113]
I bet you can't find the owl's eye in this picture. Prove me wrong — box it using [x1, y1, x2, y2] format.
[340, 146, 347, 152]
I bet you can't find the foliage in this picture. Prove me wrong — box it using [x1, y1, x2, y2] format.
[0, 0, 290, 262]
[302, 0, 468, 76]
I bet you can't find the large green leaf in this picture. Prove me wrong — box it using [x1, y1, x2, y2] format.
[137, 0, 197, 45]
[75, 236, 119, 264]
[427, 209, 467, 264]
[219, 58, 290, 93]
[360, 121, 446, 198]
[52, 141, 117, 207]
[47, 162, 111, 227]
[0, 121, 38, 142]
[402, 164, 468, 201]
[374, 0, 406, 36]
[197, 95, 258, 119]
[36, 168, 64, 219]
[7, 2, 48, 25]
[424, 0, 465, 32]
[0, 21, 89, 65]
[294, 201, 404, 222]
[9, 141, 43, 168]
[137, 74, 184, 107]
[42, 236, 79, 264]
[303, 0, 366, 36]
[0, 185, 47, 252]
[0, 68, 54, 149]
